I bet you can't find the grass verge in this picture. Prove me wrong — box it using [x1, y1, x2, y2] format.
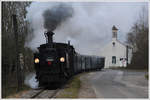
[55, 74, 83, 98]
[145, 74, 148, 80]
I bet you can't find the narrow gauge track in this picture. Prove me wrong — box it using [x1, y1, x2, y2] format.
[21, 88, 59, 98]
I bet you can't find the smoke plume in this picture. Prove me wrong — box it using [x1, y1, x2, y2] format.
[43, 3, 73, 31]
[25, 2, 148, 55]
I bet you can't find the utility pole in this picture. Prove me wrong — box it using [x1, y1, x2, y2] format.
[12, 14, 21, 91]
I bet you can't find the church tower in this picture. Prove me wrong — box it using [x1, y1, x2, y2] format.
[112, 25, 118, 41]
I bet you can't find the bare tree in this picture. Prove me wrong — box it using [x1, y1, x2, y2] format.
[126, 7, 148, 69]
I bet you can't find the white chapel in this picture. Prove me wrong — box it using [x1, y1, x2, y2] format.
[100, 25, 133, 68]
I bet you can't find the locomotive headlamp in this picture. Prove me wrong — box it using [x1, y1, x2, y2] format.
[35, 58, 39, 63]
[60, 57, 65, 62]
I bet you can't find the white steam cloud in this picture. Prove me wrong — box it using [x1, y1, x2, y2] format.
[24, 73, 39, 89]
[25, 2, 148, 55]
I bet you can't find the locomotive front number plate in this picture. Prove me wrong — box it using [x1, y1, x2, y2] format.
[46, 58, 54, 61]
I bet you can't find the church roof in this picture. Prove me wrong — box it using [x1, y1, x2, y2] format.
[116, 40, 133, 49]
[116, 40, 126, 46]
[112, 25, 118, 30]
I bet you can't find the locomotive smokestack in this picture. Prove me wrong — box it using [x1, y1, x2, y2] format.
[44, 31, 54, 44]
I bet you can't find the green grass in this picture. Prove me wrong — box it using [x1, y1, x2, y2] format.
[145, 74, 148, 80]
[56, 74, 82, 98]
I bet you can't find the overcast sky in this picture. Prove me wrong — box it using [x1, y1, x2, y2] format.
[25, 2, 148, 56]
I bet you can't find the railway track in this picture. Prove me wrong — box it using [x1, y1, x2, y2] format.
[21, 88, 59, 98]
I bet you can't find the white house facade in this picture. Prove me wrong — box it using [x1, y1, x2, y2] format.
[100, 26, 133, 68]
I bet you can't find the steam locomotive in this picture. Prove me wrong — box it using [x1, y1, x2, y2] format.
[34, 31, 105, 87]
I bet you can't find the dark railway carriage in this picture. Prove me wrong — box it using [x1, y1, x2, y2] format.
[98, 57, 105, 70]
[34, 31, 105, 88]
[73, 54, 105, 73]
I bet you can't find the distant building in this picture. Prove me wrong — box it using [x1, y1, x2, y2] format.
[100, 25, 133, 68]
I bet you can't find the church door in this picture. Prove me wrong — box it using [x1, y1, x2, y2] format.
[112, 56, 116, 66]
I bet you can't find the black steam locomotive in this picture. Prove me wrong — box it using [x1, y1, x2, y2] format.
[34, 31, 105, 87]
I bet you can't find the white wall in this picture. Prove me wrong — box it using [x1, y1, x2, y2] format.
[100, 39, 128, 68]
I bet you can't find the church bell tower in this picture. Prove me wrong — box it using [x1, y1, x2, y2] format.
[112, 25, 118, 41]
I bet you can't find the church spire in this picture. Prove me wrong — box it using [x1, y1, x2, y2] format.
[112, 25, 118, 40]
